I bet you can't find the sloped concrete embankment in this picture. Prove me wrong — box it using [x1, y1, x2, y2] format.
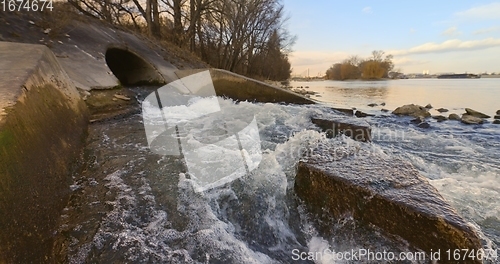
[0, 42, 88, 263]
[175, 68, 315, 104]
[295, 149, 482, 263]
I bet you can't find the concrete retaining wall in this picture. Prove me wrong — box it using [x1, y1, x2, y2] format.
[0, 42, 88, 263]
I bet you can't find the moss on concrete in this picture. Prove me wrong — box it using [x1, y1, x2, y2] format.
[0, 83, 88, 263]
[0, 129, 14, 147]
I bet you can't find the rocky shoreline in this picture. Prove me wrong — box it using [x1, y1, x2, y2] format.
[388, 104, 500, 127]
[285, 85, 500, 126]
[336, 101, 500, 128]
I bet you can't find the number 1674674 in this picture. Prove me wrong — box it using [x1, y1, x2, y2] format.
[1, 0, 53, 12]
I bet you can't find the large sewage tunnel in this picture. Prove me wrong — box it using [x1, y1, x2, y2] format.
[105, 47, 165, 86]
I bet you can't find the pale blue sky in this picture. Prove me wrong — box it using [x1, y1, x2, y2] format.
[283, 1, 500, 76]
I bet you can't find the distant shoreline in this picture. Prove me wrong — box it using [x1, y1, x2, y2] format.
[480, 74, 500, 78]
[291, 74, 500, 81]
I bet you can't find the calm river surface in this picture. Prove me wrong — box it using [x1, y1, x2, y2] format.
[292, 78, 500, 117]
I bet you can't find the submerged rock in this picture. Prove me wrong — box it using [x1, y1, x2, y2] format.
[295, 151, 482, 263]
[449, 113, 461, 121]
[367, 103, 378, 107]
[292, 88, 316, 96]
[494, 115, 500, 120]
[311, 118, 371, 142]
[410, 116, 425, 124]
[494, 120, 500, 124]
[417, 122, 430, 128]
[331, 107, 354, 116]
[381, 108, 389, 112]
[380, 102, 386, 106]
[461, 114, 484, 125]
[432, 115, 448, 122]
[437, 108, 449, 113]
[392, 104, 430, 117]
[354, 110, 374, 118]
[465, 108, 490, 118]
[411, 116, 430, 128]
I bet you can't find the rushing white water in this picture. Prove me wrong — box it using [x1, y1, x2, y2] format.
[370, 115, 500, 249]
[63, 88, 499, 263]
[294, 78, 500, 262]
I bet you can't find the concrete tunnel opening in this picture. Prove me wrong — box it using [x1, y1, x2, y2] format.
[105, 47, 165, 86]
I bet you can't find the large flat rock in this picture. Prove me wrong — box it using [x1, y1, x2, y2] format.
[0, 42, 88, 263]
[295, 147, 482, 263]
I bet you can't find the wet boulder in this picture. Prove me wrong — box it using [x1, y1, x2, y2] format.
[417, 122, 431, 128]
[354, 110, 374, 118]
[411, 117, 430, 128]
[449, 113, 461, 121]
[465, 108, 490, 118]
[494, 120, 500, 124]
[432, 115, 448, 122]
[494, 115, 500, 120]
[393, 104, 430, 118]
[311, 117, 371, 142]
[425, 103, 433, 109]
[437, 108, 449, 113]
[461, 114, 484, 125]
[497, 110, 500, 115]
[295, 150, 482, 263]
[367, 103, 378, 107]
[410, 116, 425, 124]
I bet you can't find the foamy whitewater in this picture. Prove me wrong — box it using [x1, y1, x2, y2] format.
[63, 88, 499, 263]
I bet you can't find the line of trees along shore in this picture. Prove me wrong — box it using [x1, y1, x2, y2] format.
[65, 0, 294, 81]
[326, 50, 394, 80]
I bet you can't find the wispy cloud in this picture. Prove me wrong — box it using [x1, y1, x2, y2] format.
[393, 57, 429, 66]
[390, 38, 500, 56]
[409, 28, 416, 34]
[289, 51, 349, 66]
[289, 51, 350, 75]
[455, 2, 500, 20]
[473, 26, 500, 35]
[362, 6, 372, 14]
[441, 27, 461, 37]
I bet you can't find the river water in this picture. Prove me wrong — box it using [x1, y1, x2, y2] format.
[296, 78, 500, 117]
[56, 80, 499, 263]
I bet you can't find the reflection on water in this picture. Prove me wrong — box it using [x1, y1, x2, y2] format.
[293, 79, 500, 117]
[332, 86, 388, 98]
[322, 80, 390, 102]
